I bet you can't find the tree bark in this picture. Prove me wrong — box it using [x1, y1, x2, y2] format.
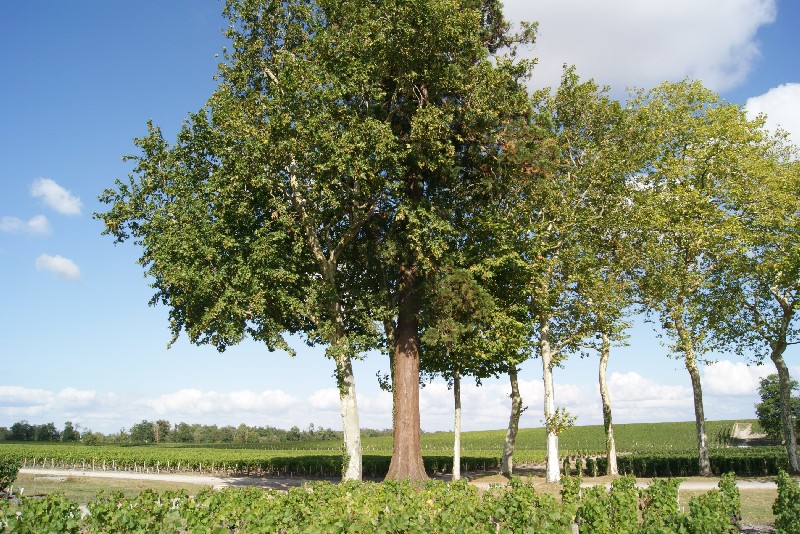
[684, 352, 711, 476]
[771, 347, 800, 474]
[540, 318, 560, 483]
[335, 353, 362, 481]
[769, 288, 800, 474]
[599, 331, 618, 476]
[501, 365, 522, 477]
[673, 312, 711, 477]
[385, 264, 428, 481]
[452, 358, 462, 480]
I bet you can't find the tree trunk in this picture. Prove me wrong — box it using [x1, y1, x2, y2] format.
[599, 331, 618, 476]
[335, 353, 362, 481]
[385, 264, 428, 481]
[501, 365, 522, 477]
[771, 346, 800, 474]
[769, 289, 800, 474]
[452, 358, 462, 481]
[672, 313, 711, 477]
[540, 318, 560, 483]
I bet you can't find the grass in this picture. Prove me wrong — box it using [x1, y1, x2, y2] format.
[680, 488, 776, 526]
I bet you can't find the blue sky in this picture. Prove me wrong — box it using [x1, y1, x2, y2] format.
[1, 0, 799, 435]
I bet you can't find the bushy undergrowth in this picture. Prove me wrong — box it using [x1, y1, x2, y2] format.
[0, 473, 769, 533]
[774, 470, 800, 534]
[0, 460, 19, 496]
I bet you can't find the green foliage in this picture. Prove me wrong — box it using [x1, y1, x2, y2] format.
[686, 490, 737, 533]
[756, 374, 800, 440]
[559, 474, 581, 508]
[576, 485, 612, 533]
[0, 458, 20, 495]
[0, 476, 750, 532]
[717, 472, 741, 527]
[609, 476, 638, 534]
[774, 470, 800, 534]
[597, 447, 789, 477]
[1, 493, 82, 533]
[639, 478, 682, 531]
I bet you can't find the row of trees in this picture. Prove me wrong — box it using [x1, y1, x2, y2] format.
[98, 0, 799, 482]
[0, 421, 80, 443]
[0, 420, 364, 445]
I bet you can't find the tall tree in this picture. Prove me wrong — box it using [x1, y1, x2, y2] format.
[99, 0, 536, 482]
[631, 80, 753, 477]
[420, 267, 520, 479]
[707, 133, 800, 473]
[508, 68, 626, 482]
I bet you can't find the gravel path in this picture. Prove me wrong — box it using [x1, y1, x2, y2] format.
[20, 468, 328, 491]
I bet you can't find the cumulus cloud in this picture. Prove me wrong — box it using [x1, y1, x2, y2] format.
[503, 0, 776, 92]
[144, 388, 298, 417]
[607, 371, 694, 422]
[35, 254, 81, 280]
[0, 386, 97, 417]
[703, 360, 772, 396]
[308, 388, 341, 411]
[745, 83, 800, 146]
[30, 178, 83, 216]
[0, 215, 51, 236]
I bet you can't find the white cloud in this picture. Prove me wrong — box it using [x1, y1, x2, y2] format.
[0, 386, 96, 417]
[607, 371, 694, 422]
[30, 178, 83, 216]
[503, 0, 776, 92]
[35, 254, 81, 280]
[144, 388, 298, 417]
[0, 215, 51, 236]
[745, 83, 800, 146]
[703, 360, 771, 396]
[308, 388, 341, 411]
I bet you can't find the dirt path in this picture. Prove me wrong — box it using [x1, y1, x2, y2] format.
[19, 468, 332, 491]
[21, 467, 777, 491]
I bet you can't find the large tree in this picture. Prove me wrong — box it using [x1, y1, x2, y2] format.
[706, 133, 800, 473]
[631, 80, 757, 477]
[99, 0, 536, 482]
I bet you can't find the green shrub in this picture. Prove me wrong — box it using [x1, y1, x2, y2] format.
[0, 459, 19, 496]
[774, 470, 800, 534]
[687, 489, 737, 533]
[577, 485, 612, 533]
[639, 478, 682, 531]
[717, 472, 740, 529]
[609, 476, 638, 534]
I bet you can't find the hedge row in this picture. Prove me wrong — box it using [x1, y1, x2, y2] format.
[571, 448, 790, 478]
[0, 474, 751, 533]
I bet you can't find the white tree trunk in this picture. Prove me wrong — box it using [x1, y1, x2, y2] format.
[599, 332, 618, 476]
[336, 354, 362, 481]
[501, 366, 522, 477]
[771, 349, 800, 473]
[452, 361, 462, 480]
[541, 319, 560, 483]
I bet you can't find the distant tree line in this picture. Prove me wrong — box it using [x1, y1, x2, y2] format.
[0, 421, 80, 443]
[0, 420, 391, 445]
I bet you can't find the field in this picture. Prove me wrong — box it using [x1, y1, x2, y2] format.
[3, 420, 797, 530]
[0, 419, 783, 479]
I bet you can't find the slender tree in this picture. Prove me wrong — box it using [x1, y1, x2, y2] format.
[420, 268, 507, 479]
[508, 68, 626, 482]
[707, 133, 800, 473]
[631, 80, 755, 476]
